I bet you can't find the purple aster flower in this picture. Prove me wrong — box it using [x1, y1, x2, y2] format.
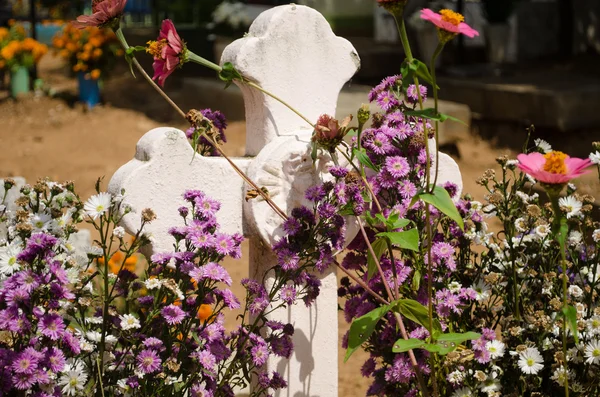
[161, 304, 187, 325]
[279, 285, 297, 305]
[199, 262, 232, 286]
[406, 84, 427, 102]
[376, 91, 400, 112]
[317, 202, 336, 219]
[61, 331, 81, 355]
[270, 335, 293, 359]
[213, 233, 236, 256]
[195, 196, 221, 217]
[251, 342, 269, 367]
[39, 313, 65, 341]
[363, 131, 393, 155]
[214, 289, 240, 309]
[442, 181, 459, 199]
[136, 349, 162, 374]
[481, 328, 496, 341]
[188, 231, 215, 250]
[384, 111, 404, 127]
[191, 383, 214, 397]
[290, 206, 315, 225]
[45, 347, 66, 373]
[183, 190, 205, 202]
[168, 226, 188, 240]
[398, 181, 417, 200]
[12, 348, 41, 375]
[385, 156, 410, 179]
[138, 295, 154, 306]
[178, 206, 189, 218]
[248, 295, 269, 315]
[361, 357, 376, 377]
[143, 337, 164, 350]
[282, 217, 302, 236]
[384, 354, 413, 383]
[195, 349, 216, 372]
[150, 252, 172, 266]
[334, 182, 348, 205]
[305, 185, 326, 202]
[270, 371, 288, 390]
[329, 166, 349, 178]
[12, 372, 36, 390]
[276, 248, 300, 271]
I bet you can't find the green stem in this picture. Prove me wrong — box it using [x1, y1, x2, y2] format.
[187, 51, 222, 73]
[430, 42, 445, 188]
[550, 194, 570, 397]
[396, 14, 438, 397]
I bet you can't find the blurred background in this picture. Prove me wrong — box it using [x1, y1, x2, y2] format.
[0, 1, 599, 395]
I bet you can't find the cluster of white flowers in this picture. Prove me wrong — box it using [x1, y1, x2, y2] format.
[212, 1, 252, 30]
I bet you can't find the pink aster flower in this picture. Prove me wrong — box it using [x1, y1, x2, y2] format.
[420, 8, 479, 39]
[517, 151, 593, 185]
[73, 0, 127, 29]
[136, 349, 162, 374]
[161, 304, 186, 325]
[147, 19, 186, 87]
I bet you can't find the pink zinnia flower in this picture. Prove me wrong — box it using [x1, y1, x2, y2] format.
[420, 8, 479, 39]
[73, 0, 127, 29]
[147, 19, 186, 87]
[517, 151, 593, 185]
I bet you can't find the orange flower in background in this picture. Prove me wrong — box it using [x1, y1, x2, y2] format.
[197, 304, 213, 322]
[97, 250, 138, 274]
[0, 27, 9, 41]
[91, 69, 101, 79]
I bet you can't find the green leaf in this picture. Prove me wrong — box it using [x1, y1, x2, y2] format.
[395, 299, 442, 335]
[437, 332, 481, 343]
[562, 304, 579, 344]
[353, 148, 378, 171]
[408, 59, 438, 88]
[411, 269, 421, 291]
[346, 128, 358, 137]
[390, 218, 411, 230]
[411, 185, 464, 230]
[404, 108, 466, 125]
[311, 141, 318, 164]
[423, 341, 458, 355]
[377, 229, 419, 251]
[392, 338, 425, 353]
[367, 238, 388, 280]
[345, 304, 391, 362]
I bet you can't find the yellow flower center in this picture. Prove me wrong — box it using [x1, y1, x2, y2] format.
[146, 39, 167, 58]
[543, 151, 568, 175]
[440, 9, 464, 26]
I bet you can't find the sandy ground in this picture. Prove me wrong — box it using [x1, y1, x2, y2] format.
[0, 55, 598, 396]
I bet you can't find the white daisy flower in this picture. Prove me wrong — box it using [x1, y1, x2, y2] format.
[447, 370, 464, 385]
[587, 316, 600, 336]
[59, 360, 88, 396]
[550, 366, 572, 386]
[79, 339, 95, 352]
[590, 151, 600, 165]
[568, 285, 583, 299]
[472, 280, 491, 302]
[517, 347, 544, 375]
[592, 229, 600, 243]
[486, 340, 506, 360]
[0, 241, 22, 276]
[587, 265, 600, 284]
[584, 340, 600, 365]
[145, 278, 162, 290]
[479, 376, 501, 394]
[451, 387, 473, 397]
[448, 281, 462, 293]
[568, 230, 583, 246]
[119, 314, 141, 331]
[558, 196, 582, 219]
[534, 224, 550, 239]
[113, 226, 126, 238]
[84, 192, 112, 220]
[30, 212, 53, 231]
[514, 217, 528, 233]
[515, 191, 531, 203]
[534, 138, 552, 153]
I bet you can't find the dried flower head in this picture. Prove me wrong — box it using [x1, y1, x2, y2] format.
[74, 0, 127, 29]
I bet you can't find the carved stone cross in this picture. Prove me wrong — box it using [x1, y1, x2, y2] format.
[109, 4, 463, 396]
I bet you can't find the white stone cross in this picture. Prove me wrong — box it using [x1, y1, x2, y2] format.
[109, 4, 463, 396]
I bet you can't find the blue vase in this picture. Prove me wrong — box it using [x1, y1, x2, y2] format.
[77, 72, 101, 108]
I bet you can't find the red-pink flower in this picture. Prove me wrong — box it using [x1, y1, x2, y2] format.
[420, 8, 479, 38]
[147, 19, 186, 87]
[73, 0, 127, 29]
[517, 151, 593, 185]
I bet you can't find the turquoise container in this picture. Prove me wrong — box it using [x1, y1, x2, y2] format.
[77, 72, 101, 108]
[10, 66, 30, 98]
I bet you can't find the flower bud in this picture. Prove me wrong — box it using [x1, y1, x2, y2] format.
[376, 0, 408, 18]
[3, 178, 15, 191]
[313, 114, 353, 152]
[357, 104, 370, 126]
